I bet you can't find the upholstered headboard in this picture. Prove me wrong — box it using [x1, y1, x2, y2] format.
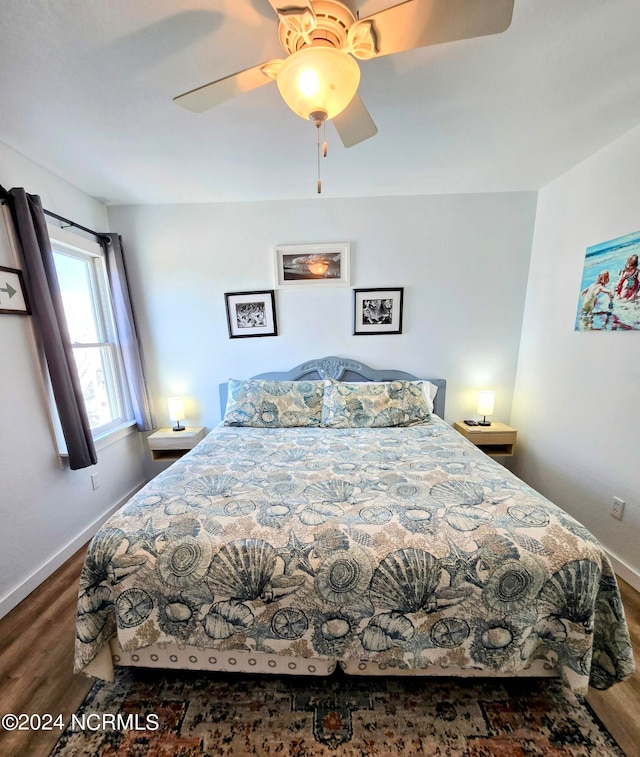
[219, 356, 446, 418]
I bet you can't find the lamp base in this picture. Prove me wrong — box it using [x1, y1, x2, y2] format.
[478, 417, 491, 426]
[172, 423, 185, 432]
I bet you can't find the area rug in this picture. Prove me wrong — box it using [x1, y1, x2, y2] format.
[50, 666, 624, 756]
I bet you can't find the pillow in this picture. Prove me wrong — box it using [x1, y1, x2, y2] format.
[345, 380, 438, 413]
[321, 378, 431, 428]
[223, 379, 323, 427]
[422, 380, 439, 404]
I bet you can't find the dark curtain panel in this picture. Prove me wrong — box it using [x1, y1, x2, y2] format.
[101, 233, 153, 431]
[7, 188, 97, 469]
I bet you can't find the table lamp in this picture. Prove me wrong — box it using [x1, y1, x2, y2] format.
[477, 390, 495, 426]
[168, 396, 185, 432]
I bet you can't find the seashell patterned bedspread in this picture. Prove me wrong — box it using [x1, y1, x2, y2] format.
[74, 416, 634, 693]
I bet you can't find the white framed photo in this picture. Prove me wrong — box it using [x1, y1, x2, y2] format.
[274, 243, 350, 287]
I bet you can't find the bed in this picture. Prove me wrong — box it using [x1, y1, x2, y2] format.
[74, 356, 634, 694]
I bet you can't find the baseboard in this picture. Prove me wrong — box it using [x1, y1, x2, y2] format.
[608, 550, 640, 594]
[0, 480, 147, 620]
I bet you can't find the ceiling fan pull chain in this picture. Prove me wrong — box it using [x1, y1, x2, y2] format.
[311, 110, 328, 194]
[316, 119, 322, 194]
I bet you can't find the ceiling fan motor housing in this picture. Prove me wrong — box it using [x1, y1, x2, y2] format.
[278, 0, 356, 53]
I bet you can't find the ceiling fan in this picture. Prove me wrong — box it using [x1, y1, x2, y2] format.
[174, 0, 514, 188]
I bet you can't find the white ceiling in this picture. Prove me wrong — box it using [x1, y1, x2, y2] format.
[1, 0, 640, 205]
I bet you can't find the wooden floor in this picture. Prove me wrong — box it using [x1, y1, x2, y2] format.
[587, 577, 640, 756]
[0, 547, 93, 757]
[1, 548, 639, 757]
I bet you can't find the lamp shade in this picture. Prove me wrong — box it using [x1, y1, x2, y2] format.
[477, 391, 495, 418]
[276, 46, 360, 121]
[167, 396, 185, 422]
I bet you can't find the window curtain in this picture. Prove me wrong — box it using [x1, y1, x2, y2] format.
[101, 233, 153, 431]
[5, 187, 97, 469]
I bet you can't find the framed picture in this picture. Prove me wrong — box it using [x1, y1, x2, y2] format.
[575, 230, 640, 331]
[0, 265, 31, 315]
[274, 243, 350, 287]
[353, 287, 404, 335]
[225, 290, 278, 339]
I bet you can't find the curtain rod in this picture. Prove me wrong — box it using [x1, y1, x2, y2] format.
[0, 184, 110, 242]
[42, 209, 111, 243]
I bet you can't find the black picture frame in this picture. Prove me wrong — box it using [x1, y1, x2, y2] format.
[353, 287, 404, 335]
[225, 290, 278, 339]
[0, 265, 31, 315]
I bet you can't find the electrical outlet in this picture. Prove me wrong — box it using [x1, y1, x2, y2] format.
[91, 473, 100, 491]
[611, 496, 625, 521]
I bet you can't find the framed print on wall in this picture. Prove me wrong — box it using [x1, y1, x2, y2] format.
[225, 290, 278, 339]
[274, 243, 350, 286]
[353, 287, 404, 335]
[575, 230, 640, 331]
[0, 265, 31, 315]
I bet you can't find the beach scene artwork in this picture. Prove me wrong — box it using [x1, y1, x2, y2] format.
[575, 231, 640, 331]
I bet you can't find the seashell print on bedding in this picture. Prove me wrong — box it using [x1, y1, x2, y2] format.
[444, 505, 491, 532]
[299, 502, 344, 526]
[116, 588, 154, 628]
[316, 547, 374, 605]
[157, 595, 199, 640]
[74, 416, 635, 693]
[210, 599, 255, 630]
[361, 612, 415, 652]
[208, 539, 278, 601]
[156, 536, 213, 589]
[482, 556, 546, 613]
[76, 608, 112, 644]
[304, 479, 356, 504]
[82, 527, 126, 588]
[538, 560, 602, 631]
[223, 379, 323, 427]
[107, 554, 147, 584]
[430, 480, 485, 507]
[186, 474, 240, 497]
[369, 548, 441, 613]
[271, 607, 310, 639]
[203, 610, 235, 640]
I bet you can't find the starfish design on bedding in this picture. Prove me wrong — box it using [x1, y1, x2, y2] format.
[277, 530, 315, 577]
[125, 519, 160, 557]
[441, 537, 482, 589]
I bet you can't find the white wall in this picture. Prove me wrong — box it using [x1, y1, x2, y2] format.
[511, 124, 640, 588]
[107, 192, 537, 436]
[0, 141, 148, 617]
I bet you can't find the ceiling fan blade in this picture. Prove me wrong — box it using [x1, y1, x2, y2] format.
[265, 0, 313, 14]
[173, 64, 275, 113]
[365, 0, 514, 58]
[333, 94, 378, 148]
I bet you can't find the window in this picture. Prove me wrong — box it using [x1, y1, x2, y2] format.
[48, 225, 132, 440]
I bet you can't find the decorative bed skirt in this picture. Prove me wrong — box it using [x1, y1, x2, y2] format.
[84, 639, 559, 683]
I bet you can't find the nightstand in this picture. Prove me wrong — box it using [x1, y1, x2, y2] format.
[453, 421, 517, 458]
[147, 427, 206, 462]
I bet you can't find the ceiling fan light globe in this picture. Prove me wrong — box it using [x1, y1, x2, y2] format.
[298, 68, 320, 98]
[276, 46, 360, 121]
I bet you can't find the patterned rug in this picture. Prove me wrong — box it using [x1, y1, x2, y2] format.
[50, 667, 624, 756]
